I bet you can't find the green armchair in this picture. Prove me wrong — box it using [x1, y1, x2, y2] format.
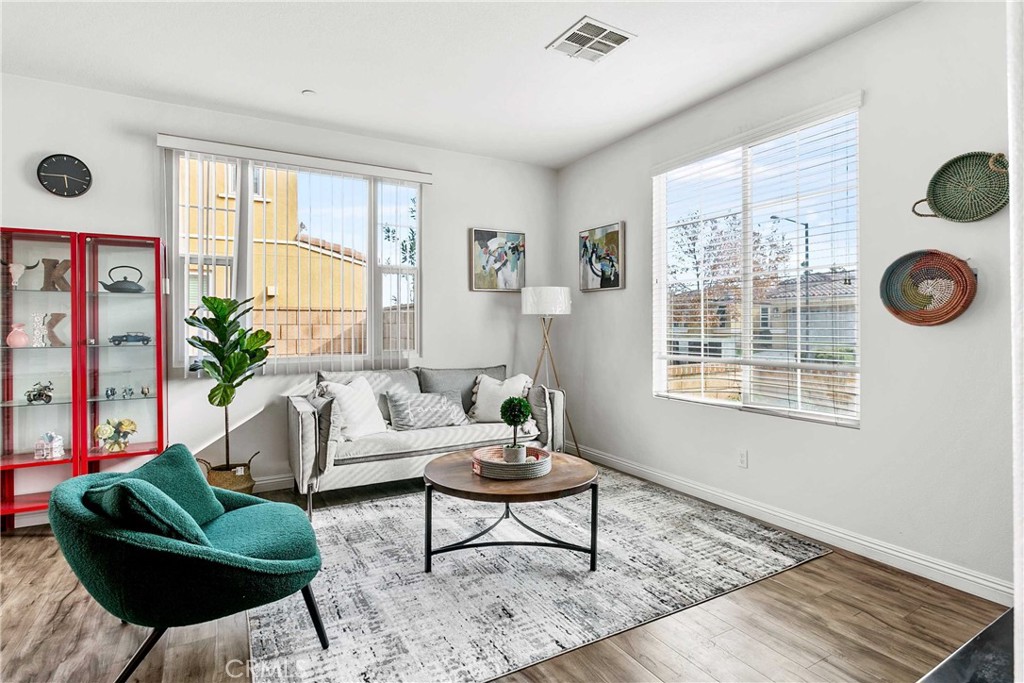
[49, 444, 328, 683]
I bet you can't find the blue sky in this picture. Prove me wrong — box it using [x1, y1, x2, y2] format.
[663, 112, 858, 280]
[296, 172, 418, 306]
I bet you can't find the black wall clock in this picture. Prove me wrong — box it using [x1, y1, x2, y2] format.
[37, 154, 92, 197]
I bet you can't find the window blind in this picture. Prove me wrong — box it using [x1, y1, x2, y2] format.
[167, 149, 421, 376]
[653, 107, 860, 426]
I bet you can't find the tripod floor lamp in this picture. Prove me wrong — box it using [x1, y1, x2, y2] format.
[521, 286, 580, 457]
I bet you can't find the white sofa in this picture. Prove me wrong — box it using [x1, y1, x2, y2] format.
[287, 365, 565, 516]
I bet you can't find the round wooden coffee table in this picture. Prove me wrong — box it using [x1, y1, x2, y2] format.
[423, 450, 599, 572]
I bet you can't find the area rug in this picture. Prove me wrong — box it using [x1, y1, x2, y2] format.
[248, 467, 829, 682]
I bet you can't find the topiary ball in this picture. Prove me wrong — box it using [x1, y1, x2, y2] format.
[500, 396, 532, 427]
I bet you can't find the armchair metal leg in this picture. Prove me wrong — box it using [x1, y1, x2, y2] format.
[113, 626, 166, 683]
[301, 584, 330, 650]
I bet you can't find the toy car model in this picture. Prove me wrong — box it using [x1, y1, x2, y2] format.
[108, 332, 151, 346]
[25, 381, 54, 404]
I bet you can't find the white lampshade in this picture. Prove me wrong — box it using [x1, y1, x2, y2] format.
[521, 286, 572, 316]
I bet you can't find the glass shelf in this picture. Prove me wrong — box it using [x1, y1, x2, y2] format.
[3, 289, 71, 296]
[0, 452, 75, 471]
[86, 343, 155, 349]
[87, 395, 156, 403]
[87, 291, 155, 297]
[0, 398, 73, 408]
[2, 345, 72, 351]
[87, 440, 160, 461]
[0, 491, 52, 516]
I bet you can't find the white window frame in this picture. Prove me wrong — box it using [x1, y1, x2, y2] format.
[162, 138, 430, 373]
[652, 94, 862, 428]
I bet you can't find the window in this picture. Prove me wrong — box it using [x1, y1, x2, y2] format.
[653, 105, 859, 426]
[226, 165, 264, 198]
[168, 149, 422, 374]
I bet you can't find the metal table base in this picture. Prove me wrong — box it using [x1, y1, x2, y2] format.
[424, 482, 598, 572]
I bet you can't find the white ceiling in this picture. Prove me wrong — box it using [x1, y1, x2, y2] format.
[1, 2, 911, 168]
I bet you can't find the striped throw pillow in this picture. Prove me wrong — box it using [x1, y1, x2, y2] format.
[386, 391, 470, 431]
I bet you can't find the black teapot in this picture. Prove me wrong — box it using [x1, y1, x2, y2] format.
[99, 265, 145, 293]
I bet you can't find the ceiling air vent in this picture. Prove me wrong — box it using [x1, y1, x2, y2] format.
[546, 16, 635, 63]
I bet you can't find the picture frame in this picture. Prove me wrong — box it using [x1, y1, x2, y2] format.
[579, 222, 624, 292]
[469, 228, 526, 292]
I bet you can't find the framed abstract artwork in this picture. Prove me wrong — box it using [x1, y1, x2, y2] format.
[579, 222, 624, 291]
[469, 228, 526, 292]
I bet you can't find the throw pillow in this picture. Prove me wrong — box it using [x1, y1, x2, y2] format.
[469, 373, 533, 423]
[386, 390, 470, 431]
[84, 478, 212, 545]
[317, 368, 419, 422]
[319, 376, 389, 440]
[418, 365, 506, 413]
[93, 443, 225, 525]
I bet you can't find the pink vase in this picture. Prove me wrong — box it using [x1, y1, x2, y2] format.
[6, 323, 30, 348]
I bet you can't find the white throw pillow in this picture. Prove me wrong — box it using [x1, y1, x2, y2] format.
[469, 373, 533, 423]
[319, 377, 389, 440]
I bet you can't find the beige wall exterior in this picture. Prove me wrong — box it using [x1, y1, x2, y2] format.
[179, 158, 368, 355]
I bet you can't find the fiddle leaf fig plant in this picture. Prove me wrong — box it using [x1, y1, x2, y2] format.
[185, 296, 272, 467]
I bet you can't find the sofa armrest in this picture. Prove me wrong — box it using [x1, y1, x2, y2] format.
[548, 389, 565, 453]
[287, 395, 319, 494]
[528, 386, 565, 452]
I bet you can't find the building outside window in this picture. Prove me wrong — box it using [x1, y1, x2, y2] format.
[169, 151, 420, 372]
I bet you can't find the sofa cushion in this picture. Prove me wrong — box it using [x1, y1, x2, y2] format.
[201, 501, 319, 561]
[469, 373, 534, 422]
[84, 478, 212, 546]
[317, 368, 419, 422]
[386, 390, 469, 430]
[418, 365, 506, 413]
[329, 421, 540, 466]
[320, 377, 389, 440]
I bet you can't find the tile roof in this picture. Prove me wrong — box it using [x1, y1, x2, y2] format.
[297, 233, 367, 263]
[765, 270, 856, 300]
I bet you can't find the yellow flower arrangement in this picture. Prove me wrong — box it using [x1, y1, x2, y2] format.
[94, 418, 137, 453]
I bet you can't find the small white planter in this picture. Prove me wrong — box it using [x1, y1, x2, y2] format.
[503, 444, 527, 464]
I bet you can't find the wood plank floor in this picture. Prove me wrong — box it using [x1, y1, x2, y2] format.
[1, 482, 1006, 683]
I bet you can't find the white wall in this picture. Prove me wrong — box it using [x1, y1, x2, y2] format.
[1, 74, 558, 489]
[2, 2, 1013, 604]
[555, 1, 1013, 601]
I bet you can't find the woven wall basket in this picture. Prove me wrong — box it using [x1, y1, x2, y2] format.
[880, 250, 977, 326]
[912, 152, 1009, 222]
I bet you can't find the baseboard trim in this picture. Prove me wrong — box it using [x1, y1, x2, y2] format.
[252, 473, 296, 493]
[13, 511, 49, 529]
[571, 443, 1013, 606]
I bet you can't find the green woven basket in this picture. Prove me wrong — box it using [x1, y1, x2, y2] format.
[912, 152, 1009, 222]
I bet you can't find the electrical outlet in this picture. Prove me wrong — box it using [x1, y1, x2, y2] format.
[738, 450, 748, 469]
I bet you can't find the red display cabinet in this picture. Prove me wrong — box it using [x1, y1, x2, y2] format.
[0, 227, 164, 529]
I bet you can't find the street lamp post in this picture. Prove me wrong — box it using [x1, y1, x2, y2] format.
[770, 215, 811, 351]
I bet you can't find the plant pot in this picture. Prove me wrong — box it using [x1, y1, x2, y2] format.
[197, 452, 260, 495]
[199, 462, 255, 495]
[503, 444, 527, 464]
